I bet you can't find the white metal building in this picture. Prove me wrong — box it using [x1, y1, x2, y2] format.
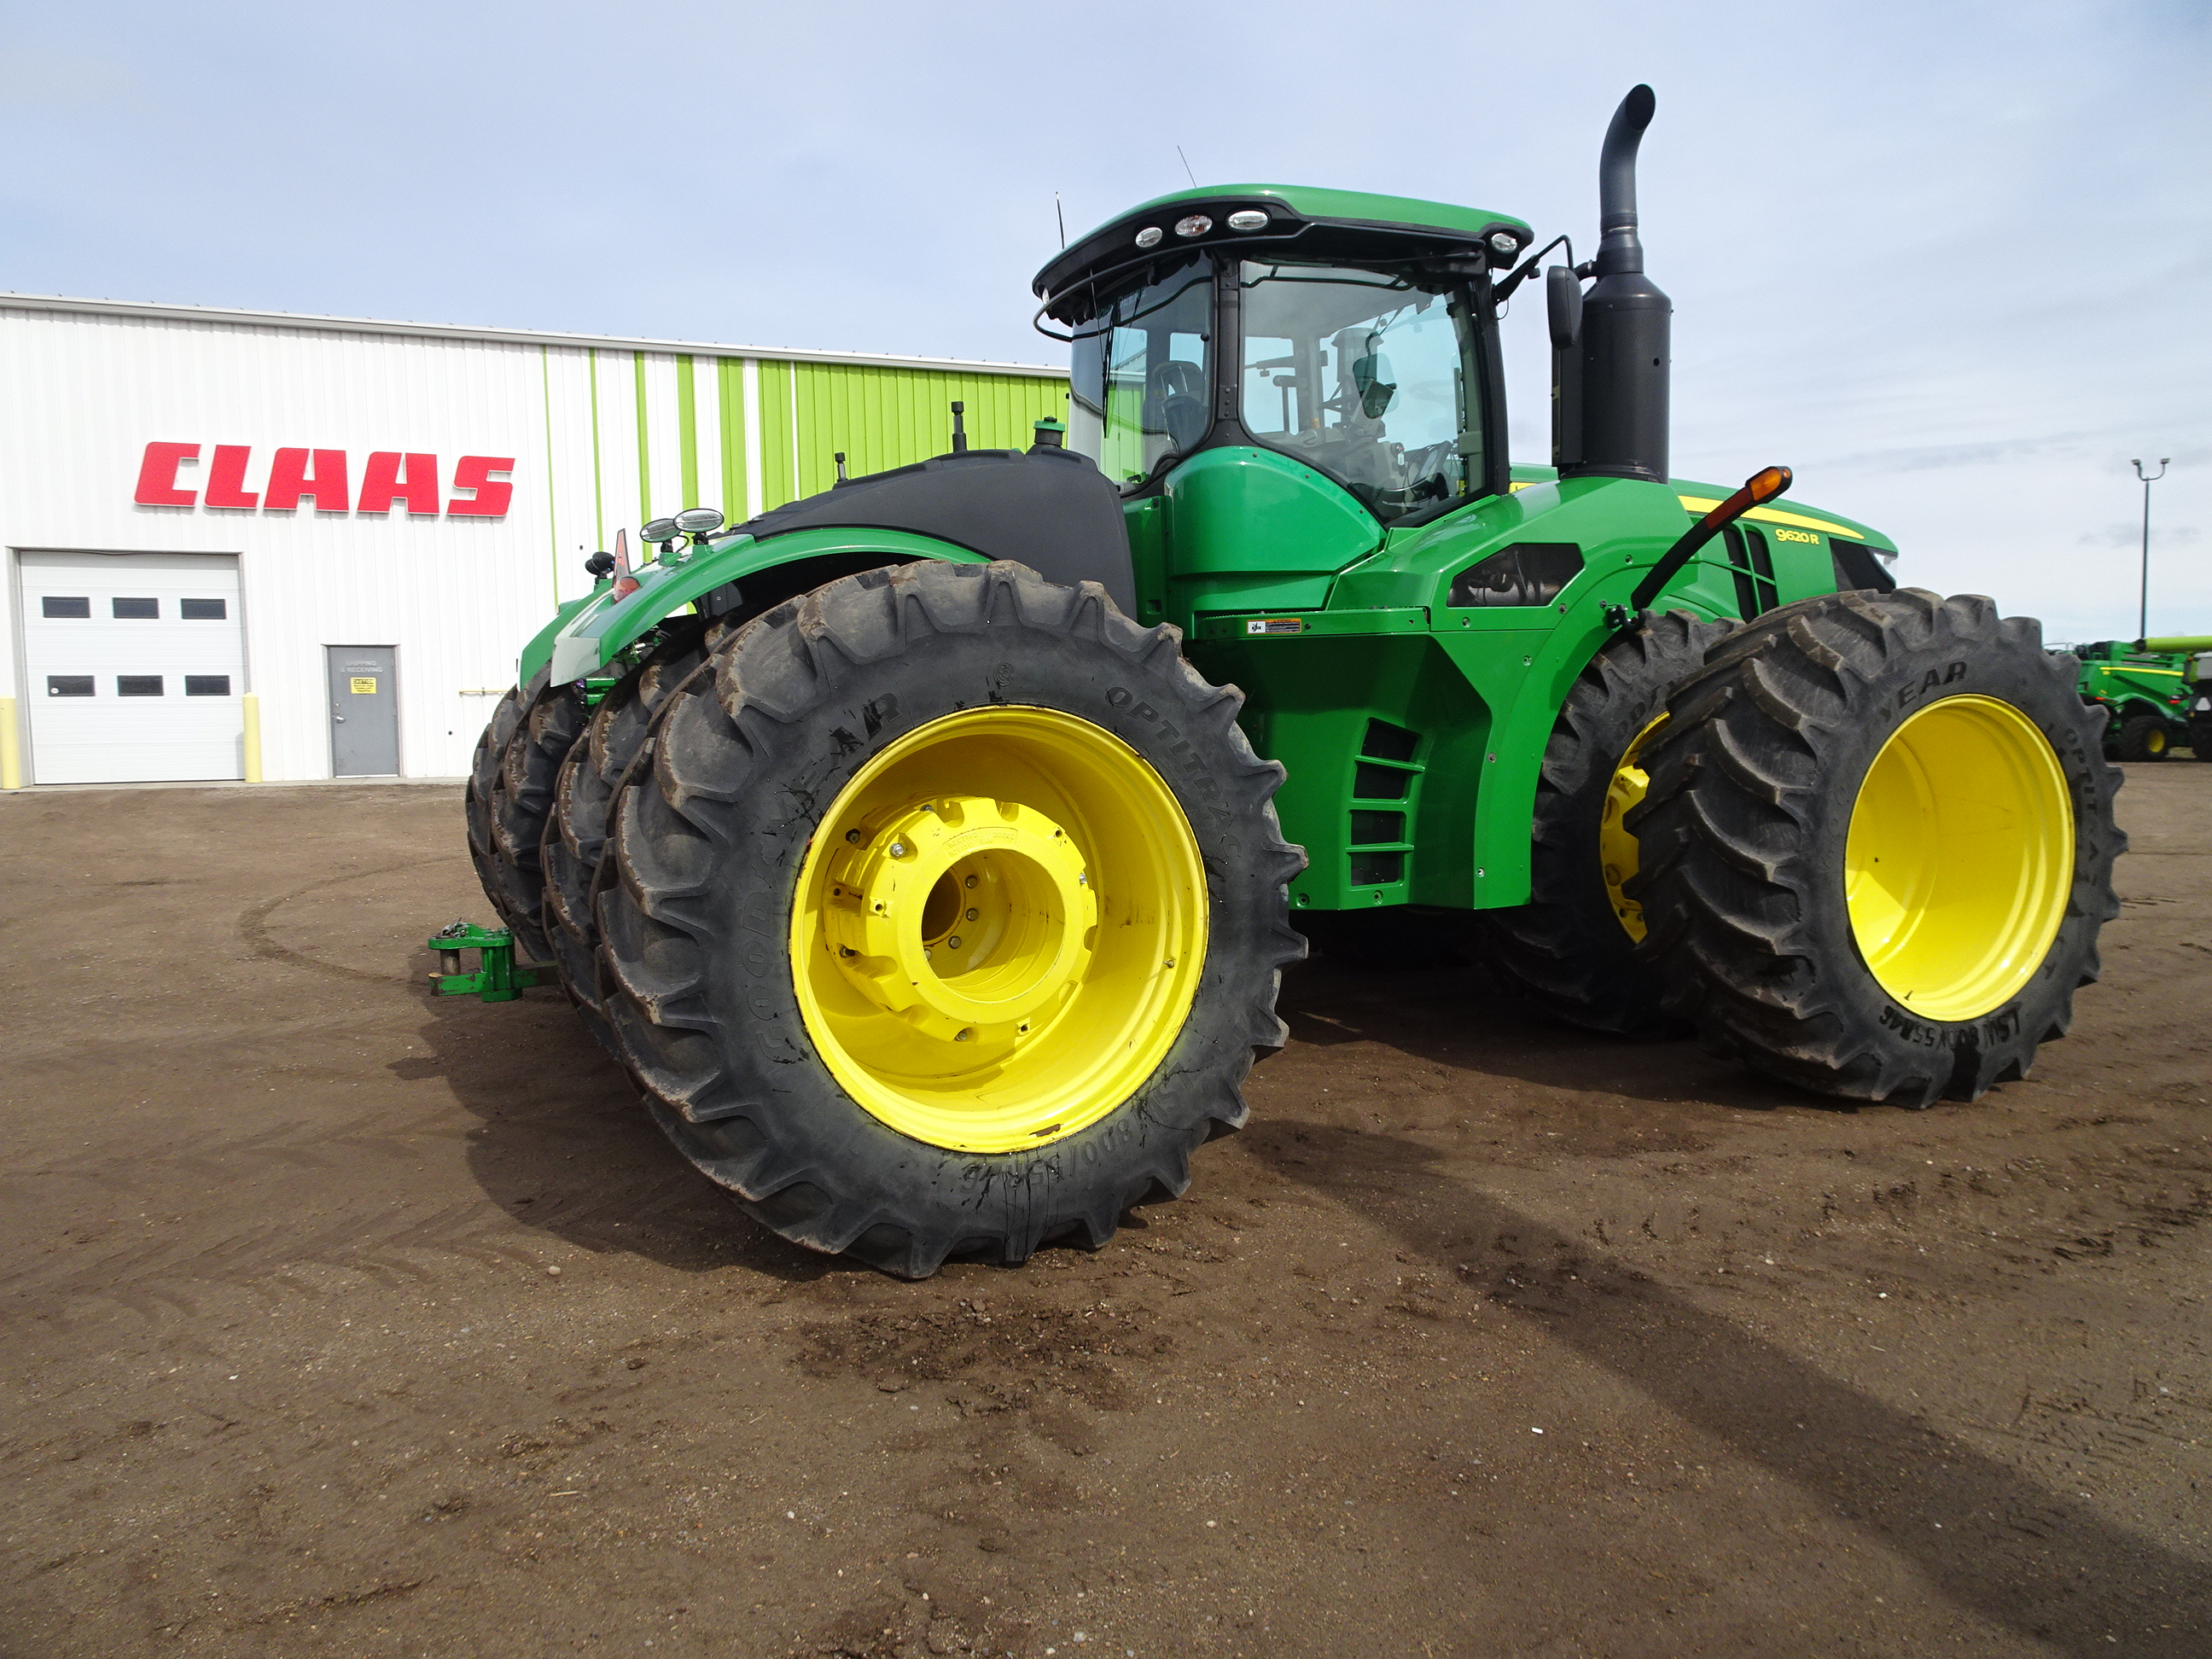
[0, 295, 1068, 789]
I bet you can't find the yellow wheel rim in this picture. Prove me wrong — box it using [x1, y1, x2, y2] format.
[1845, 695, 2073, 1022]
[789, 707, 1208, 1153]
[2146, 727, 2167, 755]
[1600, 714, 1667, 942]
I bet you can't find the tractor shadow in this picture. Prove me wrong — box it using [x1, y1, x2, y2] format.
[1278, 948, 1860, 1119]
[1244, 1116, 2212, 1659]
[397, 964, 841, 1284]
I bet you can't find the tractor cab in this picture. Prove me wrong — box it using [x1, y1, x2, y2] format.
[1034, 188, 1532, 527]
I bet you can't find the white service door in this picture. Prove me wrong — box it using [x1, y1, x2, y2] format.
[20, 551, 247, 784]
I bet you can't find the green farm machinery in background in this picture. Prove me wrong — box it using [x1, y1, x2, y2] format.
[457, 87, 2123, 1276]
[2068, 636, 2212, 761]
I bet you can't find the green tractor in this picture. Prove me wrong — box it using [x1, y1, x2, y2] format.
[2069, 636, 2211, 761]
[461, 87, 2123, 1277]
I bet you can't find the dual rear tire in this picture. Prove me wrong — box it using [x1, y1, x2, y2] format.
[1474, 591, 2122, 1108]
[1628, 590, 2123, 1105]
[466, 561, 1304, 1276]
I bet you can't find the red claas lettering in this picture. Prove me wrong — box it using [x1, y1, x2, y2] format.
[264, 447, 352, 512]
[357, 451, 440, 515]
[134, 441, 201, 506]
[203, 445, 259, 509]
[447, 455, 514, 517]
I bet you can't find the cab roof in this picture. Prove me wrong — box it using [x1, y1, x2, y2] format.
[1032, 183, 1534, 312]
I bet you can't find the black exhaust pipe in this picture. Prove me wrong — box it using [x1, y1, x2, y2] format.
[1558, 84, 1671, 484]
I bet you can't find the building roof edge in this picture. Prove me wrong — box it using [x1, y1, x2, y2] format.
[0, 292, 1068, 379]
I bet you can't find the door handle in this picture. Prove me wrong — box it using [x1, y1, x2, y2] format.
[334, 715, 346, 723]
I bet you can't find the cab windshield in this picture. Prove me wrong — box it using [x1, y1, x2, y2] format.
[1239, 260, 1485, 523]
[1066, 257, 1213, 486]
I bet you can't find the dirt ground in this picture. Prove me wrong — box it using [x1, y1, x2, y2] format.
[2, 765, 2207, 1659]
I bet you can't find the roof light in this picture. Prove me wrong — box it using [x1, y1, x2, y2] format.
[1226, 210, 1269, 232]
[1487, 230, 1518, 256]
[674, 507, 724, 535]
[1173, 214, 1213, 238]
[1134, 226, 1162, 249]
[642, 516, 680, 544]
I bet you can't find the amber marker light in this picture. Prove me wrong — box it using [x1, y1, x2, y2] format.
[1630, 464, 1796, 612]
[610, 527, 640, 602]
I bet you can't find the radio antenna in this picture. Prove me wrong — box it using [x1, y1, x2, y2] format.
[1176, 145, 1197, 187]
[1055, 192, 1066, 249]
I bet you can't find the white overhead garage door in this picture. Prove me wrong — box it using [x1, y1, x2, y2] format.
[20, 551, 247, 784]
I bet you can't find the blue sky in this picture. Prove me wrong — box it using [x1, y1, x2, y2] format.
[4, 0, 2205, 642]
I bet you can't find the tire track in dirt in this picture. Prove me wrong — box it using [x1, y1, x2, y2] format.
[2, 1196, 548, 1329]
[236, 859, 447, 986]
[11, 1106, 469, 1188]
[2, 1154, 728, 1336]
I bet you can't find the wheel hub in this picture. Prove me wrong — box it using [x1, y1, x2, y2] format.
[1601, 715, 1667, 940]
[823, 795, 1098, 1045]
[1845, 694, 2073, 1022]
[789, 705, 1208, 1154]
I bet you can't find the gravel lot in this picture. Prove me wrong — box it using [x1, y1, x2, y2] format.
[3, 766, 2207, 1658]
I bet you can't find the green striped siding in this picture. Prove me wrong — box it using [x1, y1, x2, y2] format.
[756, 358, 799, 509]
[591, 355, 1068, 546]
[788, 365, 1069, 502]
[676, 355, 699, 509]
[587, 349, 605, 546]
[632, 352, 651, 513]
[717, 356, 747, 521]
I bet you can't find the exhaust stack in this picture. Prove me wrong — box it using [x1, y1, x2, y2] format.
[1557, 85, 1672, 484]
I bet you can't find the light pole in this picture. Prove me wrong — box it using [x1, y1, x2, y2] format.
[2133, 456, 2169, 643]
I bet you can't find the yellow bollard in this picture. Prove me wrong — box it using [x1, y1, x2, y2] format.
[242, 693, 263, 783]
[0, 696, 19, 789]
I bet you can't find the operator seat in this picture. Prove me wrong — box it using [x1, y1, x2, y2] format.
[1145, 360, 1210, 455]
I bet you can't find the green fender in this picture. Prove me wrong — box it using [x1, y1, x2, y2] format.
[522, 528, 991, 684]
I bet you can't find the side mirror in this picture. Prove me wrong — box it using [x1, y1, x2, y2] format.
[1353, 352, 1397, 419]
[1546, 266, 1583, 350]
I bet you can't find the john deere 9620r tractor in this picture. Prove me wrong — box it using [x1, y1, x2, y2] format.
[462, 88, 2122, 1277]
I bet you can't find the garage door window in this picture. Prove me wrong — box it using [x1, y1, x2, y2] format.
[22, 550, 246, 784]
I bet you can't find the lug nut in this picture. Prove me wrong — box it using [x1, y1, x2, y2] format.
[963, 874, 978, 889]
[889, 842, 908, 859]
[964, 908, 977, 921]
[947, 935, 962, 950]
[845, 830, 862, 844]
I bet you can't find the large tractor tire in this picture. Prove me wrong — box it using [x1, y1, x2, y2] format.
[1630, 589, 2123, 1107]
[2115, 713, 2173, 762]
[465, 675, 587, 963]
[595, 560, 1307, 1277]
[1480, 609, 1735, 1036]
[540, 618, 727, 1054]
